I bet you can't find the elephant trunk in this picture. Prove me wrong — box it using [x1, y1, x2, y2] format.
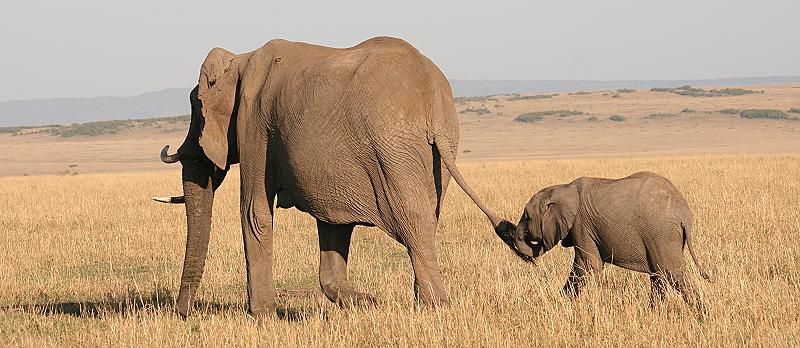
[494, 220, 538, 263]
[175, 164, 215, 317]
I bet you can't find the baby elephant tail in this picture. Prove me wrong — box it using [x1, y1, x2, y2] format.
[682, 222, 712, 282]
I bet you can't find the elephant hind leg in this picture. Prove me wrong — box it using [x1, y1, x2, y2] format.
[317, 220, 376, 308]
[384, 186, 449, 306]
[404, 223, 449, 307]
[647, 244, 706, 315]
[372, 148, 449, 306]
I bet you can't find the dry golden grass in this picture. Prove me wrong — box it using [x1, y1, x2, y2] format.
[1, 154, 799, 346]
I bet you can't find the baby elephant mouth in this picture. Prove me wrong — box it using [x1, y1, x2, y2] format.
[525, 238, 541, 249]
[516, 237, 542, 262]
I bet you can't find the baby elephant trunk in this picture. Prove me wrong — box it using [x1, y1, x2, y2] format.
[494, 220, 539, 263]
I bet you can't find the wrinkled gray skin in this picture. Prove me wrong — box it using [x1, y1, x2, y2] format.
[497, 171, 711, 313]
[157, 37, 506, 319]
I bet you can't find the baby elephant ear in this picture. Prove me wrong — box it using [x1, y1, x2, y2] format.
[540, 185, 578, 251]
[197, 47, 238, 170]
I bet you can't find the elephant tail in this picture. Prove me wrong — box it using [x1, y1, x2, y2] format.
[682, 221, 712, 282]
[433, 135, 503, 229]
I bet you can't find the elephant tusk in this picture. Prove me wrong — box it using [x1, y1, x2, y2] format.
[160, 145, 181, 164]
[153, 196, 186, 204]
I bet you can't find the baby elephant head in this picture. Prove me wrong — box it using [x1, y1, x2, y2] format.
[507, 184, 579, 260]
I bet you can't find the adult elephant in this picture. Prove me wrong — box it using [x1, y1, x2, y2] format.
[155, 37, 506, 318]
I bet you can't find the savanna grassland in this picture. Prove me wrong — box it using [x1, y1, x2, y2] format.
[2, 84, 800, 176]
[1, 154, 799, 346]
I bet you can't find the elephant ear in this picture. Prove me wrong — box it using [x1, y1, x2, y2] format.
[197, 47, 238, 170]
[540, 185, 579, 251]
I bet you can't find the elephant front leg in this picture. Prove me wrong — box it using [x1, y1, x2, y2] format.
[317, 220, 376, 307]
[237, 134, 276, 319]
[241, 192, 276, 319]
[563, 251, 603, 297]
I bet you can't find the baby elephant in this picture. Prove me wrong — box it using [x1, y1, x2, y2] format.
[496, 171, 711, 313]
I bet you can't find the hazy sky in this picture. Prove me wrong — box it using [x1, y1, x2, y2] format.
[2, 0, 798, 101]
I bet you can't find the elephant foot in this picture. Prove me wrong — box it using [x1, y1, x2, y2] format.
[335, 290, 378, 309]
[415, 297, 451, 309]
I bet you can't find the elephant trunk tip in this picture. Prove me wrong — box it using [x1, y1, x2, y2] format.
[493, 220, 539, 264]
[494, 220, 518, 246]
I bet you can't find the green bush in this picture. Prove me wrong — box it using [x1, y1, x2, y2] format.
[50, 120, 133, 137]
[460, 107, 491, 115]
[682, 108, 695, 113]
[513, 110, 584, 123]
[739, 109, 791, 120]
[0, 125, 60, 136]
[0, 115, 191, 138]
[645, 113, 676, 119]
[609, 115, 626, 122]
[719, 108, 740, 115]
[717, 88, 759, 96]
[616, 88, 636, 93]
[651, 85, 759, 97]
[788, 108, 800, 113]
[0, 126, 34, 135]
[675, 87, 716, 97]
[50, 115, 190, 138]
[585, 116, 599, 122]
[507, 94, 558, 101]
[514, 113, 544, 123]
[454, 96, 490, 104]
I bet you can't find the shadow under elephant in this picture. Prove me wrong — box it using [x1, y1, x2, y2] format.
[1, 287, 323, 322]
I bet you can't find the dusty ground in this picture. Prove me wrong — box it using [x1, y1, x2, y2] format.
[456, 84, 800, 160]
[1, 84, 798, 176]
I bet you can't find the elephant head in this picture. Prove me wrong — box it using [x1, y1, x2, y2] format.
[497, 184, 578, 261]
[154, 47, 242, 317]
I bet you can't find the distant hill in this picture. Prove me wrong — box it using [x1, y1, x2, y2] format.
[0, 88, 191, 127]
[2, 76, 799, 127]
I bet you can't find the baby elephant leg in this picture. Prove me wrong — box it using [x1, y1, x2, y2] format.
[563, 251, 603, 297]
[664, 270, 706, 315]
[649, 275, 667, 308]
